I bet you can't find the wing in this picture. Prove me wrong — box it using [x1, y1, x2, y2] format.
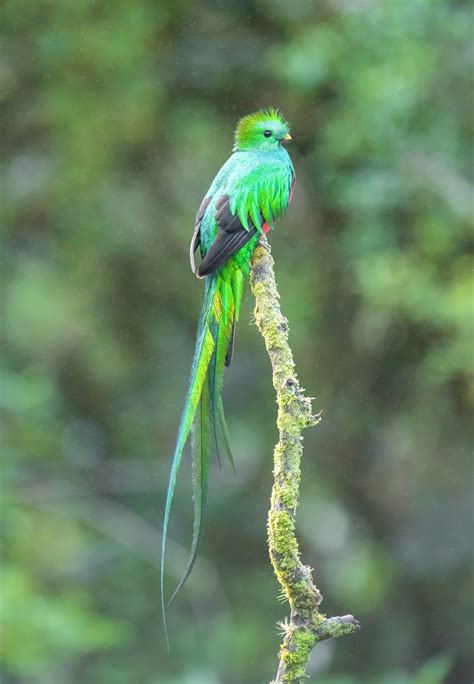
[195, 159, 294, 278]
[197, 195, 258, 277]
[190, 196, 212, 274]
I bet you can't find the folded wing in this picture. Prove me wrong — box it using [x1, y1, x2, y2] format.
[197, 195, 259, 277]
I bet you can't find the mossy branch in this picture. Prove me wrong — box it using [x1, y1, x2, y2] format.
[250, 240, 359, 684]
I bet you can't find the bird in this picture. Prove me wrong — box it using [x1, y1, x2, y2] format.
[161, 108, 295, 644]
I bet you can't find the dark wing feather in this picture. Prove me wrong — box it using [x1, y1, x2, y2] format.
[190, 196, 212, 274]
[197, 194, 258, 277]
[197, 229, 256, 276]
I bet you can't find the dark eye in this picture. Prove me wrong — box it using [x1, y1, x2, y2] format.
[263, 130, 272, 138]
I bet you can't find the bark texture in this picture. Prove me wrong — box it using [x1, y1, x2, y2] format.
[250, 240, 359, 683]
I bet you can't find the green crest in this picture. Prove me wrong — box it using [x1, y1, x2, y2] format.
[234, 108, 290, 151]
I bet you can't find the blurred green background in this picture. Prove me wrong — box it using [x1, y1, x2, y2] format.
[1, 1, 473, 683]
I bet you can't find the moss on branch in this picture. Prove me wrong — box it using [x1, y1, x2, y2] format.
[250, 240, 359, 684]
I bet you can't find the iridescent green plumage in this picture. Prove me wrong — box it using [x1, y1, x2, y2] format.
[161, 108, 295, 646]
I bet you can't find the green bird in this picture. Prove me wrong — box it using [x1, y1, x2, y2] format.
[161, 108, 295, 643]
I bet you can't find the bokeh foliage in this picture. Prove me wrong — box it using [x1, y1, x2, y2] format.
[1, 1, 472, 682]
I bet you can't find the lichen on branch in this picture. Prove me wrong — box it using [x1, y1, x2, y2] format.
[250, 240, 359, 684]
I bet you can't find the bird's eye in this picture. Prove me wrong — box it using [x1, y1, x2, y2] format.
[263, 130, 272, 138]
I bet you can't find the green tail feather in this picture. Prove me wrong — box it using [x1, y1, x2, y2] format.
[216, 394, 235, 473]
[161, 274, 239, 648]
[210, 300, 235, 470]
[205, 322, 236, 473]
[168, 379, 211, 604]
[160, 280, 216, 649]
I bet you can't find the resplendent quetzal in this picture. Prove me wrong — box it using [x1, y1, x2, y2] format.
[161, 108, 294, 640]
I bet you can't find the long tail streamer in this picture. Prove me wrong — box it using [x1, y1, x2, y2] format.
[161, 274, 236, 648]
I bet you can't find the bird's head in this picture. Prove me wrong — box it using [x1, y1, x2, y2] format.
[233, 108, 291, 152]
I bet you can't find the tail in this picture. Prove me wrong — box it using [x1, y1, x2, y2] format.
[161, 270, 243, 648]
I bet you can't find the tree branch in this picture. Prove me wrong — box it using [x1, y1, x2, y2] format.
[250, 240, 359, 683]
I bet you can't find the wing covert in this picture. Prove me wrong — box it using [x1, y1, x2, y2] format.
[190, 196, 212, 274]
[197, 194, 258, 277]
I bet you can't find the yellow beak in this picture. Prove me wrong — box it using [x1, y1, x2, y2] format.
[283, 133, 292, 141]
